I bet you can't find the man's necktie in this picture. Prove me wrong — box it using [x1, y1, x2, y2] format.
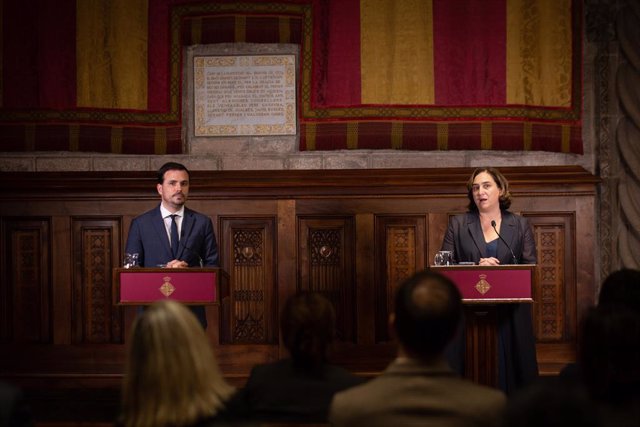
[170, 214, 179, 258]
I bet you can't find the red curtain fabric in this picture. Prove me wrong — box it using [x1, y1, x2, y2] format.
[0, 0, 582, 154]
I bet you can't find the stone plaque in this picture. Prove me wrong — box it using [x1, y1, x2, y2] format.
[193, 54, 296, 136]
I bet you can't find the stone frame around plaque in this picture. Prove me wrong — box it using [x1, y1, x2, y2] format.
[183, 43, 299, 151]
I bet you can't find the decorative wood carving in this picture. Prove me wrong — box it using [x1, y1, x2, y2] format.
[71, 218, 123, 344]
[298, 217, 356, 343]
[375, 216, 426, 343]
[525, 214, 577, 344]
[220, 217, 276, 344]
[0, 218, 51, 343]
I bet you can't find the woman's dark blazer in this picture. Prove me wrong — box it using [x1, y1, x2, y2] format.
[441, 210, 537, 265]
[440, 210, 539, 394]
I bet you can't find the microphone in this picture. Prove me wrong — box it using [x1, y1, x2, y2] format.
[179, 240, 204, 267]
[491, 220, 518, 264]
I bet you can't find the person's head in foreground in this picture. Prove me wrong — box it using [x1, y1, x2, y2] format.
[393, 269, 463, 360]
[121, 299, 234, 427]
[281, 292, 336, 372]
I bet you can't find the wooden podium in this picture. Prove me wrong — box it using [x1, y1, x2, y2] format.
[431, 264, 535, 387]
[112, 267, 229, 305]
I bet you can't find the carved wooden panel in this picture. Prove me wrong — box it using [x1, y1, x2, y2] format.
[374, 216, 426, 343]
[220, 217, 276, 344]
[524, 213, 576, 342]
[0, 218, 51, 343]
[298, 217, 356, 343]
[71, 218, 123, 344]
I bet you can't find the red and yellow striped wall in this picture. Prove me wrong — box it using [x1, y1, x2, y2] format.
[0, 0, 581, 154]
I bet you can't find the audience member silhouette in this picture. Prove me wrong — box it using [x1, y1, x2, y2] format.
[329, 269, 506, 427]
[226, 292, 364, 423]
[119, 299, 236, 427]
[560, 268, 640, 382]
[579, 305, 640, 427]
[0, 381, 34, 427]
[502, 377, 602, 427]
[597, 268, 640, 311]
[556, 268, 640, 427]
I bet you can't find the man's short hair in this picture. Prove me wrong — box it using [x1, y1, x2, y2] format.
[157, 162, 190, 184]
[394, 269, 463, 358]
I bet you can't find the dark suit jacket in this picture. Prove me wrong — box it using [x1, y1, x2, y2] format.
[440, 210, 538, 394]
[441, 210, 536, 265]
[125, 204, 219, 327]
[125, 204, 219, 268]
[226, 358, 365, 423]
[329, 358, 506, 427]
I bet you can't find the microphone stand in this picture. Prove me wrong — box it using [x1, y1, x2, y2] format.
[491, 220, 518, 264]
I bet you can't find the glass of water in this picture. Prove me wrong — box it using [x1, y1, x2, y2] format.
[123, 253, 139, 268]
[434, 250, 453, 266]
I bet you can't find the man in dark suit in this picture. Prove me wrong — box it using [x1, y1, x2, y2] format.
[125, 162, 218, 328]
[329, 270, 505, 427]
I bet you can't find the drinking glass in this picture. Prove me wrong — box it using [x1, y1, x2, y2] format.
[123, 253, 139, 268]
[434, 250, 453, 266]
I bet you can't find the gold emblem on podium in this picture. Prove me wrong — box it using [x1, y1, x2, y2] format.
[475, 274, 491, 295]
[160, 276, 176, 297]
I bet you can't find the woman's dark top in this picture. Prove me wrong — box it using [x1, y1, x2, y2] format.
[225, 358, 365, 423]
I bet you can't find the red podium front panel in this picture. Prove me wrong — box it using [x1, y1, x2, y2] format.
[431, 264, 536, 386]
[431, 264, 535, 303]
[113, 268, 228, 305]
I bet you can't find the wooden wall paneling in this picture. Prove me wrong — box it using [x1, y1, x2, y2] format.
[428, 212, 461, 265]
[574, 197, 598, 321]
[297, 216, 356, 343]
[1, 217, 52, 344]
[355, 213, 375, 345]
[374, 215, 426, 343]
[52, 216, 72, 345]
[0, 167, 599, 391]
[71, 217, 123, 344]
[524, 212, 577, 367]
[276, 199, 297, 359]
[219, 216, 277, 345]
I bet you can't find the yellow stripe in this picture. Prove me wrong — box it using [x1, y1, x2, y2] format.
[69, 124, 80, 152]
[111, 127, 123, 153]
[561, 125, 570, 152]
[191, 17, 202, 45]
[235, 16, 246, 42]
[77, 0, 148, 109]
[523, 122, 533, 150]
[305, 123, 317, 150]
[279, 17, 291, 43]
[481, 122, 492, 150]
[154, 127, 167, 154]
[347, 122, 359, 149]
[361, 0, 434, 104]
[506, 0, 572, 107]
[437, 123, 448, 150]
[391, 122, 403, 149]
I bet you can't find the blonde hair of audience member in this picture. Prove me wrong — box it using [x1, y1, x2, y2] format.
[121, 300, 234, 427]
